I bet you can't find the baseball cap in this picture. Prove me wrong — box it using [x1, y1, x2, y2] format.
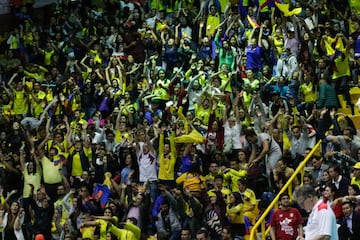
[353, 162, 360, 170]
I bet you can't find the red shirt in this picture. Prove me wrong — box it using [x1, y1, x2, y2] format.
[270, 207, 304, 240]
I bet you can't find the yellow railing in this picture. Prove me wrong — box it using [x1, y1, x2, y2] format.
[249, 140, 322, 240]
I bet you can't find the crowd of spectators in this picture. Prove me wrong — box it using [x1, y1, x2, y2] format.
[0, 0, 359, 239]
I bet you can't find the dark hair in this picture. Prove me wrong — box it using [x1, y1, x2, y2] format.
[127, 217, 138, 225]
[342, 201, 355, 209]
[105, 129, 114, 136]
[238, 148, 248, 157]
[304, 172, 314, 180]
[326, 183, 337, 194]
[329, 164, 341, 174]
[344, 126, 356, 136]
[103, 207, 113, 216]
[349, 184, 360, 195]
[196, 228, 209, 237]
[231, 192, 243, 205]
[238, 178, 247, 185]
[280, 192, 290, 200]
[222, 225, 234, 237]
[161, 197, 170, 206]
[27, 160, 38, 175]
[243, 127, 257, 137]
[214, 174, 223, 181]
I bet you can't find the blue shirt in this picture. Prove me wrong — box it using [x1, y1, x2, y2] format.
[246, 45, 262, 70]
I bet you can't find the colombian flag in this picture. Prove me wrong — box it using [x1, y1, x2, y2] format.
[247, 15, 259, 29]
[323, 35, 345, 58]
[93, 184, 111, 208]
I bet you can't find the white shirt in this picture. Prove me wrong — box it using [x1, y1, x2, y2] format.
[305, 199, 339, 240]
[332, 175, 342, 190]
[1, 212, 25, 240]
[137, 142, 158, 182]
[119, 0, 134, 11]
[91, 132, 102, 145]
[223, 121, 242, 150]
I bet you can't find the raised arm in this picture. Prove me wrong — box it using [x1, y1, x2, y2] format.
[258, 24, 264, 47]
[19, 147, 26, 172]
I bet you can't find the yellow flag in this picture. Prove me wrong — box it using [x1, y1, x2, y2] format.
[323, 36, 345, 56]
[275, 2, 302, 17]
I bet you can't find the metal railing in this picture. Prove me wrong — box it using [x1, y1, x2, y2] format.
[249, 140, 322, 240]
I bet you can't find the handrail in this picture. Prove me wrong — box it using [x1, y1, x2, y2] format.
[249, 140, 322, 240]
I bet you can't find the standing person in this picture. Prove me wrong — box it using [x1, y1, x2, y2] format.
[135, 132, 158, 202]
[158, 128, 177, 187]
[36, 136, 65, 200]
[328, 165, 350, 198]
[269, 193, 304, 240]
[293, 184, 338, 240]
[338, 201, 360, 240]
[246, 25, 264, 73]
[29, 196, 55, 240]
[316, 78, 339, 109]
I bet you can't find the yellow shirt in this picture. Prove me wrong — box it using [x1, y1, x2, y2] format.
[349, 0, 360, 14]
[40, 156, 62, 184]
[95, 219, 108, 240]
[206, 13, 220, 37]
[333, 52, 351, 79]
[46, 139, 68, 155]
[44, 49, 55, 66]
[13, 89, 28, 115]
[108, 224, 138, 240]
[299, 82, 317, 103]
[69, 147, 91, 177]
[22, 166, 42, 198]
[194, 104, 211, 125]
[219, 73, 232, 92]
[226, 203, 244, 224]
[54, 196, 72, 221]
[115, 130, 130, 144]
[240, 188, 257, 223]
[158, 132, 176, 180]
[31, 90, 46, 118]
[176, 173, 206, 192]
[80, 226, 96, 239]
[223, 169, 247, 192]
[351, 177, 360, 188]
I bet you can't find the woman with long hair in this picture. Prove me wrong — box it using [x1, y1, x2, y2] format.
[0, 201, 25, 240]
[120, 152, 138, 185]
[226, 192, 245, 237]
[338, 184, 360, 212]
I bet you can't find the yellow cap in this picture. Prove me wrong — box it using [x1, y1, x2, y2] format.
[353, 162, 360, 169]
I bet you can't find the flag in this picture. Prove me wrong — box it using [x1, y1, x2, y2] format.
[247, 15, 259, 29]
[175, 129, 205, 144]
[53, 153, 67, 166]
[260, 0, 281, 9]
[275, 2, 302, 16]
[93, 184, 111, 208]
[323, 35, 345, 57]
[103, 172, 113, 189]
